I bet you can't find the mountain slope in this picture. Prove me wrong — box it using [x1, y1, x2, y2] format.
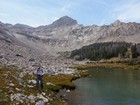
[0, 16, 140, 54]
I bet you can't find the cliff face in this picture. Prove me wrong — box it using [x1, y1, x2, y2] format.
[0, 16, 140, 54]
[0, 16, 140, 66]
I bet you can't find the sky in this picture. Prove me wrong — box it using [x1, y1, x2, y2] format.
[0, 0, 140, 27]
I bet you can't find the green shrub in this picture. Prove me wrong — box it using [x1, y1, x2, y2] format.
[47, 85, 60, 92]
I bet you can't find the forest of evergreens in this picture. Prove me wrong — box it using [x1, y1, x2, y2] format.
[70, 42, 140, 61]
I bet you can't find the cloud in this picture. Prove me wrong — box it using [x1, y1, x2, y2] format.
[0, 0, 76, 26]
[60, 2, 73, 12]
[51, 17, 59, 22]
[112, 0, 140, 22]
[0, 13, 8, 17]
[1, 0, 139, 26]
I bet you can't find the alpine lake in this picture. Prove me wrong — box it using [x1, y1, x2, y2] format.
[64, 68, 140, 105]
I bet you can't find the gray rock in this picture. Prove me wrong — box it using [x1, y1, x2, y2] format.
[0, 16, 140, 69]
[27, 85, 34, 88]
[36, 101, 44, 105]
[37, 94, 48, 103]
[9, 83, 14, 87]
[10, 93, 26, 103]
[28, 80, 36, 84]
[28, 95, 36, 103]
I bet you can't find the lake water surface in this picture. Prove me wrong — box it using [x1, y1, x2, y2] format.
[67, 68, 140, 105]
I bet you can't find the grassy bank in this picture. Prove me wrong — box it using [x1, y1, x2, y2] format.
[74, 59, 140, 70]
[0, 65, 88, 105]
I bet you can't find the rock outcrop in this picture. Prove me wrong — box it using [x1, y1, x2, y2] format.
[0, 16, 140, 66]
[2, 16, 139, 53]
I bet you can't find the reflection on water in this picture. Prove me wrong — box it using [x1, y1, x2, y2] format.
[67, 68, 140, 105]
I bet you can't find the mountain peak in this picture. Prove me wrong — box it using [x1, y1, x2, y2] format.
[112, 20, 122, 26]
[50, 16, 78, 27]
[61, 15, 72, 19]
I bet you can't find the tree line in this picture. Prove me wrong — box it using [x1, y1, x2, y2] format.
[70, 42, 140, 61]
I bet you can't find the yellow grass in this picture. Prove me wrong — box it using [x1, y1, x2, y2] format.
[74, 62, 140, 70]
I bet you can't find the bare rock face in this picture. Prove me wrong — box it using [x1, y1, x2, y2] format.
[0, 16, 140, 64]
[28, 18, 140, 53]
[50, 16, 78, 28]
[1, 17, 140, 49]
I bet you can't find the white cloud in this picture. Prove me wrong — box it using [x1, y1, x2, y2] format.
[60, 4, 72, 12]
[112, 0, 140, 22]
[0, 13, 8, 17]
[51, 17, 59, 22]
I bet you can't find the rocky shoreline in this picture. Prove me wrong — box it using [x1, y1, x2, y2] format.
[0, 62, 88, 105]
